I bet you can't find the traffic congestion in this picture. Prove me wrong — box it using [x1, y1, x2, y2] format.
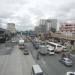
[0, 0, 75, 75]
[16, 35, 75, 75]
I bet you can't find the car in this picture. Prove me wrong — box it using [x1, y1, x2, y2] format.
[18, 39, 25, 49]
[33, 42, 40, 49]
[34, 43, 39, 49]
[32, 64, 45, 75]
[39, 41, 46, 48]
[47, 46, 55, 55]
[62, 46, 69, 52]
[11, 40, 16, 43]
[59, 57, 73, 67]
[39, 47, 47, 55]
[11, 38, 18, 43]
[24, 49, 29, 55]
[66, 71, 75, 75]
[19, 44, 25, 49]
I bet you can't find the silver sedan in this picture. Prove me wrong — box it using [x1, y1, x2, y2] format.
[59, 58, 73, 67]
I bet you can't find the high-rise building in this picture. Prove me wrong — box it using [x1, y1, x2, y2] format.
[34, 26, 40, 32]
[7, 23, 16, 33]
[34, 19, 57, 33]
[46, 19, 57, 31]
[39, 19, 57, 32]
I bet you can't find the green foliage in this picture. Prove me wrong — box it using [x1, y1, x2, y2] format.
[50, 28, 56, 33]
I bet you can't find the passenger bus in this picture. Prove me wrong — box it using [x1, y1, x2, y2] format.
[46, 41, 63, 53]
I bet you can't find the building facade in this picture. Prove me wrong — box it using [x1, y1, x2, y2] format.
[39, 19, 57, 32]
[34, 19, 57, 33]
[46, 19, 57, 31]
[60, 23, 75, 36]
[7, 23, 16, 34]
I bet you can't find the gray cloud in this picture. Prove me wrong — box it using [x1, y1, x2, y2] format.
[0, 0, 75, 30]
[55, 1, 75, 20]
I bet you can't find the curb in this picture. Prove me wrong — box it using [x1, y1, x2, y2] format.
[70, 54, 75, 58]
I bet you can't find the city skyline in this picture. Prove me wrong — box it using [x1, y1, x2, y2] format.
[0, 0, 75, 30]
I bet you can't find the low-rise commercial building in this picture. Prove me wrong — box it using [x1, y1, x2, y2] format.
[60, 23, 75, 37]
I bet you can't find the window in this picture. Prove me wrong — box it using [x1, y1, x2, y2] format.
[36, 72, 43, 75]
[50, 50, 54, 52]
[57, 46, 62, 47]
[47, 43, 56, 47]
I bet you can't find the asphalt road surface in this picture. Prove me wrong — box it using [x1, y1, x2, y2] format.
[0, 41, 15, 55]
[0, 37, 74, 75]
[27, 42, 75, 75]
[0, 40, 35, 75]
[0, 36, 19, 55]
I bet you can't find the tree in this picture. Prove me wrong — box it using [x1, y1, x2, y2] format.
[50, 28, 56, 33]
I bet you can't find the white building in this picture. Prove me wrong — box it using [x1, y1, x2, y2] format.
[46, 19, 57, 31]
[39, 19, 57, 32]
[7, 23, 16, 34]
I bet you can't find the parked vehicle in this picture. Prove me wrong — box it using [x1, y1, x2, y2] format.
[46, 41, 63, 53]
[62, 46, 69, 52]
[59, 57, 73, 67]
[32, 64, 45, 75]
[39, 41, 46, 48]
[66, 71, 75, 75]
[47, 46, 55, 55]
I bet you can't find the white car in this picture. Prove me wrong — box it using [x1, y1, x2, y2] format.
[18, 39, 25, 49]
[66, 71, 75, 75]
[19, 39, 24, 45]
[39, 45, 45, 48]
[11, 38, 17, 43]
[47, 46, 55, 55]
[32, 64, 45, 75]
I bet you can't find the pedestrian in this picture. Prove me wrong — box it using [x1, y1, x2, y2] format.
[61, 51, 66, 59]
[37, 51, 40, 60]
[67, 52, 70, 59]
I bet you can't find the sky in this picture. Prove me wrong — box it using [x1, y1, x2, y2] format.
[0, 0, 75, 31]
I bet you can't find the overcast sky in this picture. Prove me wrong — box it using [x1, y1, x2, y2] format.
[0, 0, 75, 31]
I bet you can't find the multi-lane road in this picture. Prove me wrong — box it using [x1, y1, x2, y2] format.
[0, 37, 75, 75]
[26, 42, 75, 75]
[0, 39, 35, 75]
[0, 41, 14, 55]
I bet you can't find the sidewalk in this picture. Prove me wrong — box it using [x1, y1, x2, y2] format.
[71, 54, 75, 57]
[0, 46, 36, 75]
[70, 54, 75, 62]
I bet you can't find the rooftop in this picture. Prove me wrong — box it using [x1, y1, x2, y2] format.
[32, 64, 43, 73]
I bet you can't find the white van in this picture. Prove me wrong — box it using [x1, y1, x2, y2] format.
[46, 42, 63, 53]
[32, 64, 45, 75]
[47, 46, 55, 55]
[18, 39, 25, 49]
[19, 39, 24, 45]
